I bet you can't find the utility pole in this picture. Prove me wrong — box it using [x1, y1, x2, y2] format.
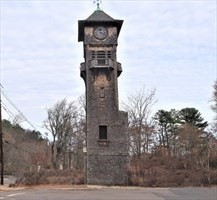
[0, 84, 3, 185]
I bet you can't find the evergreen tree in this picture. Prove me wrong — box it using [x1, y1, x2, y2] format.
[179, 107, 208, 129]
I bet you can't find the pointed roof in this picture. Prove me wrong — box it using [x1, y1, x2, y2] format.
[86, 10, 114, 21]
[78, 10, 123, 41]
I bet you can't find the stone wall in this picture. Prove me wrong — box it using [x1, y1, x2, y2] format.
[80, 23, 129, 186]
[87, 155, 128, 185]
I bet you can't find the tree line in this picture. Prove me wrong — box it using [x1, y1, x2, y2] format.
[2, 82, 217, 186]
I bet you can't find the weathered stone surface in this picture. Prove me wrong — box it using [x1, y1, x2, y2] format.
[78, 9, 128, 185]
[87, 155, 128, 185]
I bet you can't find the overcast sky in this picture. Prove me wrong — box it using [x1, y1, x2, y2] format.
[1, 0, 216, 134]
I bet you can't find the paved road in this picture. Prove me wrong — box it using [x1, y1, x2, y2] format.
[0, 187, 216, 200]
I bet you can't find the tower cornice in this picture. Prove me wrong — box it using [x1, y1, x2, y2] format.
[78, 10, 123, 42]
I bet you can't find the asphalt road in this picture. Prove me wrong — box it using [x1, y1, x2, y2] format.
[1, 187, 217, 200]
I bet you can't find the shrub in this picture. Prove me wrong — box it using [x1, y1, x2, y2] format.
[16, 169, 84, 185]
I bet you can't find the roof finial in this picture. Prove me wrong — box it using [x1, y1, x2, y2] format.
[94, 0, 102, 11]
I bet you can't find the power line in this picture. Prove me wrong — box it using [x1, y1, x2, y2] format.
[1, 101, 16, 120]
[1, 88, 37, 131]
[0, 80, 47, 140]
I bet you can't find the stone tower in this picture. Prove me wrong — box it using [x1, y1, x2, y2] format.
[78, 8, 128, 185]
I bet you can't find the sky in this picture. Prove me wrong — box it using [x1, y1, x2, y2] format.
[0, 0, 216, 135]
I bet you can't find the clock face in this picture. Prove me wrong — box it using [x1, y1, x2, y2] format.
[93, 26, 108, 40]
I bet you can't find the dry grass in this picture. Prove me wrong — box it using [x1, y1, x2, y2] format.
[128, 156, 217, 187]
[16, 169, 84, 186]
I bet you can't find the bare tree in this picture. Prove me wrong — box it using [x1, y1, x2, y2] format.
[122, 88, 157, 158]
[44, 97, 86, 170]
[3, 120, 50, 175]
[68, 95, 86, 170]
[44, 99, 78, 169]
[211, 81, 217, 136]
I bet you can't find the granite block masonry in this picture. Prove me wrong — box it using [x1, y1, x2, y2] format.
[78, 8, 129, 185]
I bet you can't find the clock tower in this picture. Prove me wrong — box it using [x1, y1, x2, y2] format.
[78, 7, 128, 185]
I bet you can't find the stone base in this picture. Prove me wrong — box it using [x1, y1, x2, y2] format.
[87, 154, 128, 185]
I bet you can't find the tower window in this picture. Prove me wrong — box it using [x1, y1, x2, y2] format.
[97, 51, 105, 59]
[99, 125, 107, 140]
[107, 51, 111, 59]
[100, 87, 105, 98]
[97, 51, 106, 65]
[91, 51, 96, 59]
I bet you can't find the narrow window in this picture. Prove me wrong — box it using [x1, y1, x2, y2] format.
[91, 51, 95, 59]
[107, 51, 112, 59]
[99, 125, 107, 140]
[100, 87, 105, 98]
